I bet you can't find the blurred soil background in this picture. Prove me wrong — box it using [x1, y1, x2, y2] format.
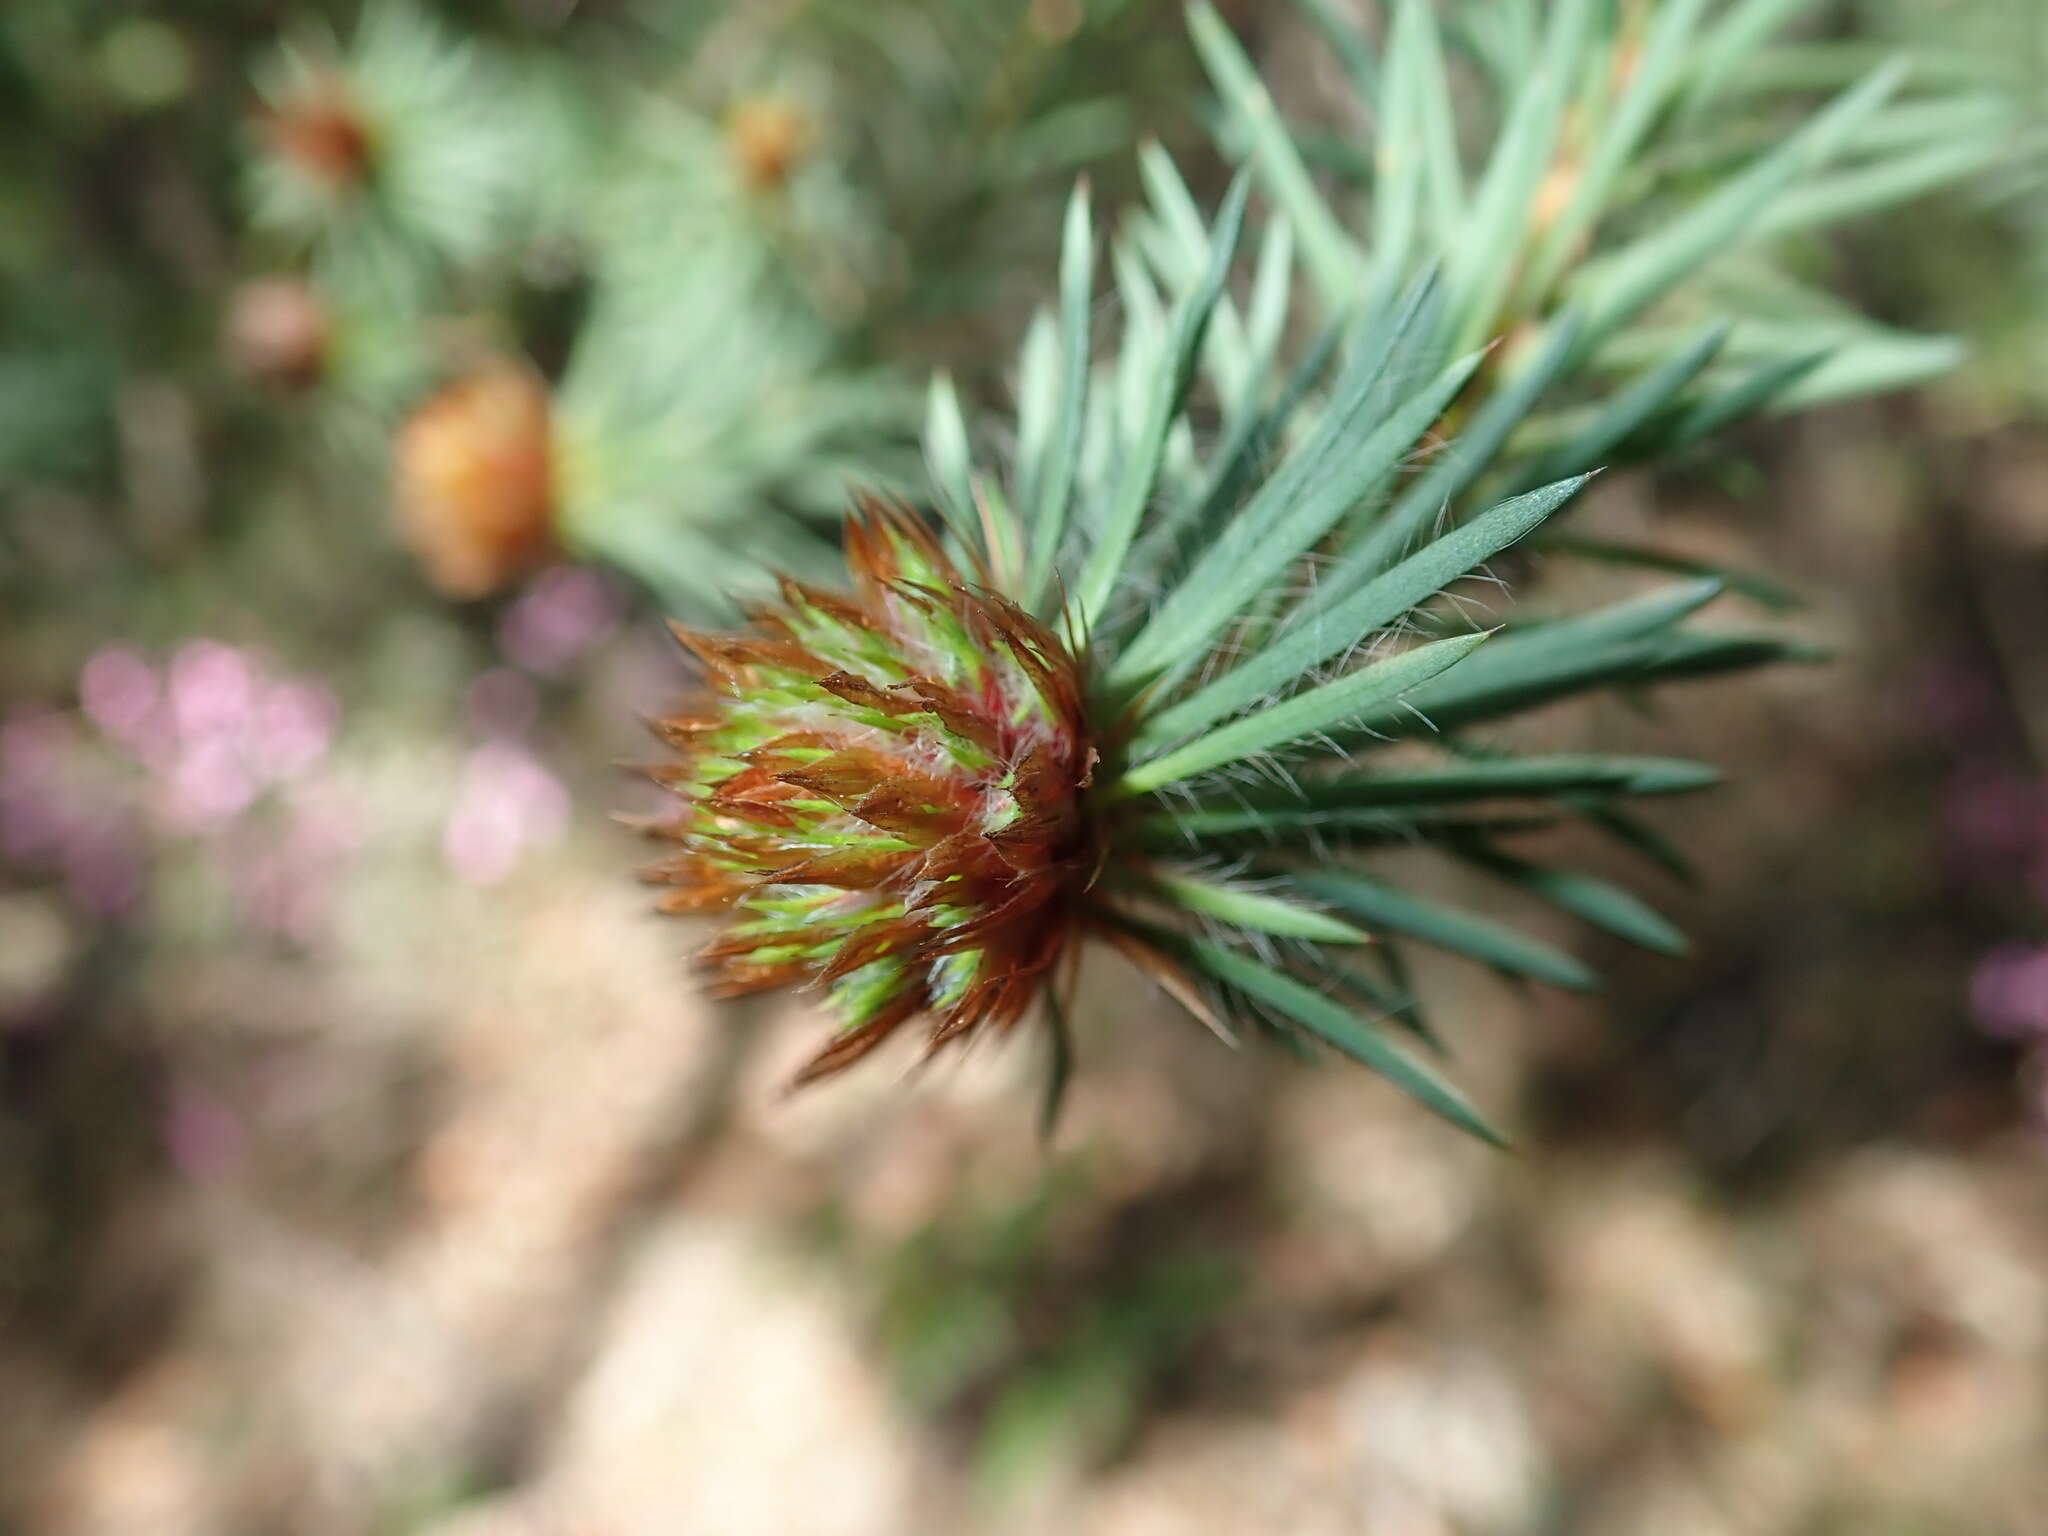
[4, 2, 2048, 1533]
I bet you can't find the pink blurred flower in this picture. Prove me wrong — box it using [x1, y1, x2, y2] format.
[1, 708, 148, 915]
[8, 641, 358, 935]
[79, 647, 161, 750]
[163, 1078, 245, 1183]
[1941, 770, 2046, 880]
[249, 679, 338, 782]
[442, 740, 570, 884]
[160, 732, 260, 831]
[499, 565, 620, 677]
[465, 667, 540, 739]
[168, 640, 257, 743]
[0, 711, 78, 863]
[63, 821, 146, 917]
[1910, 659, 2001, 742]
[1970, 944, 2048, 1041]
[229, 787, 361, 943]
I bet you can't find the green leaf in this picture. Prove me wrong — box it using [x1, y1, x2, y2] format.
[1137, 144, 1255, 398]
[1389, 0, 1464, 248]
[1577, 802, 1698, 885]
[924, 371, 975, 534]
[1681, 0, 1828, 120]
[1770, 329, 1966, 411]
[1447, 0, 1595, 351]
[1023, 184, 1094, 612]
[1336, 307, 1586, 583]
[1039, 989, 1074, 1143]
[1145, 870, 1372, 945]
[1453, 843, 1688, 956]
[1134, 807, 1564, 851]
[1572, 60, 1906, 349]
[1754, 138, 1999, 238]
[1539, 535, 1803, 611]
[1373, 626, 1802, 738]
[1668, 347, 1830, 447]
[1289, 0, 1380, 109]
[1171, 931, 1506, 1143]
[1241, 216, 1295, 420]
[1115, 270, 1442, 685]
[1073, 175, 1247, 634]
[1137, 476, 1587, 750]
[1013, 313, 1057, 520]
[1522, 0, 1714, 301]
[1364, 24, 1424, 302]
[1190, 0, 1364, 313]
[1113, 345, 1485, 691]
[1292, 868, 1597, 993]
[1313, 941, 1437, 1052]
[1506, 324, 1729, 492]
[1137, 141, 1213, 280]
[1130, 752, 1715, 849]
[1182, 753, 1720, 815]
[1117, 630, 1490, 797]
[1336, 579, 1733, 738]
[1131, 315, 1344, 584]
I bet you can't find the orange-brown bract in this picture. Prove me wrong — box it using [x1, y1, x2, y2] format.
[262, 75, 374, 195]
[645, 504, 1105, 1085]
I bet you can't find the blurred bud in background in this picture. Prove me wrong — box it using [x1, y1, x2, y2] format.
[244, 1, 520, 286]
[224, 277, 331, 392]
[394, 362, 557, 600]
[725, 94, 816, 196]
[258, 70, 372, 202]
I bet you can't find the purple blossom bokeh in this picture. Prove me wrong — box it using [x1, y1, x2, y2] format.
[1, 708, 148, 916]
[2, 641, 350, 932]
[1931, 652, 2048, 1130]
[497, 566, 620, 678]
[1969, 944, 2048, 1043]
[443, 740, 570, 885]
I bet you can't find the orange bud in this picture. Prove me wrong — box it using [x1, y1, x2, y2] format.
[263, 77, 372, 194]
[393, 363, 557, 600]
[724, 96, 813, 194]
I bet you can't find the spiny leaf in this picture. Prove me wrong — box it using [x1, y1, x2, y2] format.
[1171, 931, 1507, 1144]
[1452, 842, 1689, 956]
[1113, 345, 1486, 692]
[924, 371, 975, 537]
[1023, 184, 1094, 611]
[1117, 630, 1490, 797]
[1753, 137, 2005, 238]
[1505, 324, 1729, 492]
[1173, 753, 1721, 817]
[1538, 536, 1803, 612]
[1366, 623, 1807, 739]
[1039, 988, 1074, 1142]
[1189, 0, 1364, 312]
[1073, 174, 1247, 633]
[1578, 802, 1699, 885]
[1668, 347, 1831, 447]
[1292, 868, 1597, 993]
[1681, 0, 1829, 120]
[1335, 309, 1587, 584]
[1145, 870, 1372, 945]
[1571, 60, 1907, 348]
[1447, 0, 1597, 351]
[1138, 475, 1588, 751]
[1522, 0, 1715, 300]
[1288, 0, 1380, 109]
